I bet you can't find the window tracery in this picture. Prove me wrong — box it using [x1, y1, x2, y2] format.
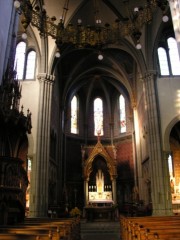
[158, 36, 180, 76]
[14, 41, 36, 80]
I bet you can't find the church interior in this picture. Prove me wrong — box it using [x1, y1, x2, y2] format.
[1, 0, 180, 237]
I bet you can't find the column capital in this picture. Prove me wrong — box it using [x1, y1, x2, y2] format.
[142, 70, 157, 81]
[37, 73, 55, 83]
[132, 101, 137, 109]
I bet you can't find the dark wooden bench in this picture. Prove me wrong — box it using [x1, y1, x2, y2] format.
[120, 215, 180, 240]
[0, 233, 52, 240]
[0, 217, 80, 240]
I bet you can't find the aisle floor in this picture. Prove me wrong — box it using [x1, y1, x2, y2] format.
[80, 220, 121, 240]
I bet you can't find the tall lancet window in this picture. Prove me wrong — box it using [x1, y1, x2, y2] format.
[25, 50, 36, 79]
[94, 98, 103, 136]
[15, 41, 37, 80]
[158, 47, 170, 76]
[168, 154, 173, 178]
[158, 37, 180, 76]
[168, 37, 180, 75]
[119, 95, 126, 133]
[71, 95, 78, 134]
[15, 41, 26, 79]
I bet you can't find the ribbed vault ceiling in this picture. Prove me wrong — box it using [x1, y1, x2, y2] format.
[32, 0, 165, 105]
[56, 47, 135, 104]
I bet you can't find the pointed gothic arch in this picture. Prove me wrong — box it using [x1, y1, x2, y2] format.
[83, 140, 117, 181]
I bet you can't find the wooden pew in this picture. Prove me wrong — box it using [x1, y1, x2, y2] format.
[0, 217, 80, 240]
[120, 215, 180, 240]
[131, 219, 180, 240]
[0, 233, 52, 240]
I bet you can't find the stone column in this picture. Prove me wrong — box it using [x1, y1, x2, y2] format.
[133, 108, 140, 188]
[143, 72, 172, 215]
[112, 178, 117, 204]
[29, 73, 55, 217]
[109, 122, 114, 145]
[162, 151, 173, 206]
[84, 180, 89, 206]
[84, 123, 88, 145]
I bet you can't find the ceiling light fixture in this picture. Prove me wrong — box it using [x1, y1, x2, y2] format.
[98, 53, 103, 61]
[14, 0, 169, 51]
[55, 50, 61, 58]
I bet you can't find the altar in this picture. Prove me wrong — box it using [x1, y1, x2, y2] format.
[89, 191, 112, 202]
[85, 206, 115, 221]
[85, 170, 115, 221]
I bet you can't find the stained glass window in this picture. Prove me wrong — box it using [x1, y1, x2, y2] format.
[94, 98, 103, 136]
[71, 96, 78, 134]
[119, 95, 126, 133]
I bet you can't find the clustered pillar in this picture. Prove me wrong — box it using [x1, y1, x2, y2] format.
[29, 74, 55, 217]
[143, 72, 172, 215]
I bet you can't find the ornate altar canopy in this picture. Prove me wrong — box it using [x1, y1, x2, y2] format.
[82, 138, 117, 221]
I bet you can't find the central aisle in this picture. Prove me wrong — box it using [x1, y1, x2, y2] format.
[80, 220, 121, 240]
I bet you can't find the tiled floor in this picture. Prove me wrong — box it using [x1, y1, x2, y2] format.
[80, 220, 121, 240]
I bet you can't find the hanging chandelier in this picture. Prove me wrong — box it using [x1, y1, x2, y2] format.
[14, 0, 169, 51]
